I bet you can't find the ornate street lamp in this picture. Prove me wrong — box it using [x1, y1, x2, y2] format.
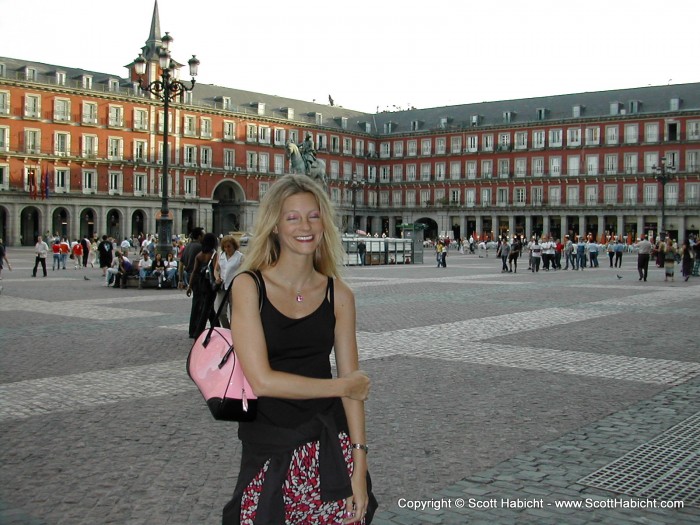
[346, 173, 365, 234]
[652, 156, 675, 240]
[133, 33, 199, 258]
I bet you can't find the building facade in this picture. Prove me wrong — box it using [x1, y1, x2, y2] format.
[1, 5, 699, 246]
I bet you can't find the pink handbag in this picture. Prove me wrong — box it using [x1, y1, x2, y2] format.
[186, 271, 261, 421]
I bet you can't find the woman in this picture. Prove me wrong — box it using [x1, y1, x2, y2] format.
[165, 252, 178, 287]
[663, 238, 676, 282]
[152, 252, 167, 288]
[213, 235, 244, 328]
[88, 239, 98, 268]
[530, 238, 542, 272]
[224, 174, 375, 524]
[680, 239, 692, 282]
[508, 237, 521, 273]
[186, 233, 219, 338]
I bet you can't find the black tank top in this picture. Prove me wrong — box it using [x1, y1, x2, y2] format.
[252, 272, 338, 429]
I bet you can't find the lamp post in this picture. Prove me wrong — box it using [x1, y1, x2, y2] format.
[652, 156, 675, 241]
[133, 33, 199, 259]
[347, 173, 365, 234]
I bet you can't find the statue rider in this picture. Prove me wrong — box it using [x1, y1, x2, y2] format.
[299, 133, 317, 175]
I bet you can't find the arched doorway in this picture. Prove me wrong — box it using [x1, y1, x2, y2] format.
[21, 206, 41, 245]
[0, 206, 9, 245]
[416, 217, 438, 241]
[212, 181, 244, 235]
[106, 209, 121, 240]
[80, 208, 96, 240]
[132, 210, 146, 238]
[52, 207, 70, 238]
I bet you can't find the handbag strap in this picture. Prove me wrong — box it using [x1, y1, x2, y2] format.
[204, 270, 262, 344]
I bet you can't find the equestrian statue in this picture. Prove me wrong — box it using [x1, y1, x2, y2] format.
[286, 133, 327, 187]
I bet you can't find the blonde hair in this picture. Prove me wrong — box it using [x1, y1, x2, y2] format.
[241, 174, 344, 278]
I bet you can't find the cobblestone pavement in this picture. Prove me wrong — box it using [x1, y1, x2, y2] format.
[1, 247, 698, 524]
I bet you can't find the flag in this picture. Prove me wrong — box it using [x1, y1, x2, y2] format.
[39, 170, 44, 200]
[28, 169, 37, 200]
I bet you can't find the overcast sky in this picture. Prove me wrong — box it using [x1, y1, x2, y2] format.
[2, 0, 698, 113]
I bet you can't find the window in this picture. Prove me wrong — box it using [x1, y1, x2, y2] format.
[246, 124, 257, 142]
[54, 99, 70, 121]
[82, 170, 97, 193]
[355, 140, 364, 157]
[108, 79, 120, 92]
[200, 118, 212, 139]
[107, 137, 123, 160]
[604, 185, 617, 204]
[258, 126, 270, 144]
[436, 137, 446, 154]
[688, 121, 700, 140]
[450, 161, 461, 180]
[380, 142, 390, 158]
[222, 97, 231, 110]
[183, 115, 197, 136]
[449, 189, 460, 205]
[224, 149, 235, 170]
[82, 75, 93, 89]
[54, 132, 70, 156]
[392, 190, 402, 207]
[55, 71, 66, 86]
[259, 153, 269, 173]
[687, 151, 700, 173]
[406, 164, 416, 181]
[393, 141, 403, 157]
[134, 140, 148, 162]
[0, 91, 9, 115]
[515, 132, 527, 150]
[184, 177, 196, 197]
[331, 136, 340, 154]
[550, 157, 561, 177]
[606, 126, 618, 145]
[605, 154, 618, 175]
[644, 152, 659, 174]
[317, 134, 326, 151]
[645, 122, 659, 143]
[392, 164, 403, 182]
[498, 133, 510, 151]
[200, 147, 212, 168]
[466, 161, 477, 180]
[54, 168, 69, 193]
[532, 131, 545, 149]
[0, 164, 9, 191]
[566, 186, 579, 205]
[24, 129, 40, 154]
[0, 126, 8, 152]
[158, 111, 172, 133]
[407, 140, 417, 156]
[467, 135, 478, 152]
[82, 102, 97, 125]
[482, 134, 493, 152]
[515, 158, 527, 178]
[685, 182, 699, 205]
[82, 135, 97, 158]
[643, 184, 657, 205]
[586, 155, 598, 176]
[420, 163, 431, 181]
[224, 121, 236, 141]
[420, 189, 431, 207]
[109, 171, 123, 195]
[623, 184, 637, 205]
[465, 188, 476, 207]
[624, 153, 638, 174]
[184, 145, 197, 166]
[532, 158, 544, 177]
[134, 173, 146, 195]
[481, 160, 492, 178]
[497, 188, 509, 206]
[134, 108, 148, 131]
[498, 159, 510, 178]
[274, 154, 284, 174]
[624, 124, 638, 144]
[274, 128, 286, 145]
[586, 186, 598, 205]
[549, 129, 562, 147]
[256, 103, 266, 116]
[246, 151, 257, 171]
[435, 162, 446, 180]
[480, 188, 491, 206]
[567, 156, 580, 176]
[585, 127, 599, 145]
[451, 136, 462, 154]
[315, 113, 322, 125]
[421, 139, 432, 155]
[567, 128, 581, 147]
[572, 105, 583, 118]
[548, 186, 561, 206]
[24, 94, 40, 118]
[108, 106, 123, 127]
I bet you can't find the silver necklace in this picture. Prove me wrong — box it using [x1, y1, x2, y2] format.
[278, 272, 314, 303]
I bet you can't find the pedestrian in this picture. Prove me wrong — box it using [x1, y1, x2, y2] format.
[576, 237, 586, 270]
[72, 239, 83, 269]
[530, 238, 542, 272]
[179, 227, 204, 289]
[357, 240, 366, 266]
[614, 238, 624, 268]
[563, 235, 573, 270]
[88, 238, 98, 268]
[0, 238, 12, 279]
[32, 235, 49, 277]
[634, 234, 653, 281]
[213, 235, 244, 328]
[662, 238, 676, 282]
[59, 237, 70, 269]
[606, 239, 615, 267]
[498, 239, 510, 272]
[680, 239, 693, 282]
[81, 236, 91, 268]
[51, 239, 61, 271]
[587, 238, 599, 268]
[186, 233, 219, 339]
[223, 174, 375, 525]
[508, 237, 521, 273]
[97, 235, 114, 277]
[435, 241, 444, 267]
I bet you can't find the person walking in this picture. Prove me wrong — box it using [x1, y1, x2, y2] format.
[614, 238, 624, 268]
[213, 234, 244, 328]
[498, 239, 510, 273]
[223, 174, 375, 525]
[97, 235, 114, 277]
[635, 234, 653, 281]
[508, 237, 521, 273]
[32, 235, 49, 277]
[662, 238, 676, 282]
[186, 233, 219, 339]
[530, 238, 542, 272]
[0, 238, 12, 279]
[680, 239, 693, 282]
[357, 240, 366, 266]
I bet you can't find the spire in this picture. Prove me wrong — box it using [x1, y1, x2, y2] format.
[142, 0, 163, 61]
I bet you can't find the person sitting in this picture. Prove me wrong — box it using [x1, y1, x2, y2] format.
[105, 251, 121, 287]
[112, 252, 133, 289]
[138, 251, 154, 288]
[165, 252, 179, 288]
[152, 252, 167, 289]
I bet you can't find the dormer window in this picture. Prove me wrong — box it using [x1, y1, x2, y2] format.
[670, 97, 681, 111]
[256, 102, 265, 116]
[503, 111, 515, 123]
[284, 107, 294, 120]
[81, 75, 93, 89]
[108, 79, 120, 93]
[25, 67, 37, 81]
[315, 112, 322, 125]
[572, 105, 584, 118]
[471, 115, 482, 126]
[55, 71, 66, 86]
[536, 108, 548, 121]
[628, 100, 641, 114]
[610, 102, 622, 115]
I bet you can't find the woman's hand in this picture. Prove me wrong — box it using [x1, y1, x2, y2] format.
[186, 287, 192, 297]
[343, 470, 369, 524]
[343, 370, 370, 401]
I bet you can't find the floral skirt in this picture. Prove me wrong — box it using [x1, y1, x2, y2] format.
[241, 432, 364, 525]
[665, 259, 675, 277]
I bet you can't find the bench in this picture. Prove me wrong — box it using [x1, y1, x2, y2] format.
[125, 274, 174, 289]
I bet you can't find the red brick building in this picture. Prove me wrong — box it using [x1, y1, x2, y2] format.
[1, 3, 698, 246]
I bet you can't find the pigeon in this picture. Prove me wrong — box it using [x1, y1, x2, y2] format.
[617, 274, 623, 279]
[84, 276, 90, 281]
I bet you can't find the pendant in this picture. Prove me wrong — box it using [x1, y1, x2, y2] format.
[296, 292, 304, 302]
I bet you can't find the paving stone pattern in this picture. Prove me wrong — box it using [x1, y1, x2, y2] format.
[1, 247, 698, 524]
